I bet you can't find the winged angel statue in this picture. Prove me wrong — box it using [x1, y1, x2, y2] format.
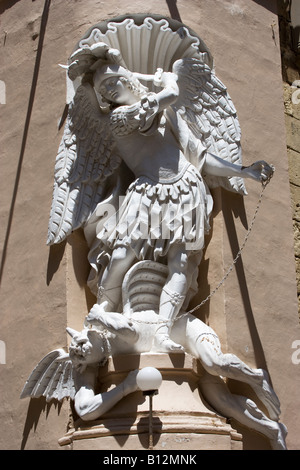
[21, 31, 286, 449]
[47, 41, 273, 353]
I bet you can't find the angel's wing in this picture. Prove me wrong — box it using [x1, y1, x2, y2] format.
[170, 58, 246, 195]
[20, 349, 75, 402]
[47, 82, 122, 245]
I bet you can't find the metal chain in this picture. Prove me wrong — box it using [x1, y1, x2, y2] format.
[181, 172, 274, 319]
[130, 171, 273, 326]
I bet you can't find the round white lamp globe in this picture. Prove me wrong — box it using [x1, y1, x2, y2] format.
[136, 367, 162, 392]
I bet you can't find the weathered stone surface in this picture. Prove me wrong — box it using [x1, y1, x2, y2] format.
[288, 148, 300, 187]
[283, 83, 300, 121]
[285, 114, 300, 152]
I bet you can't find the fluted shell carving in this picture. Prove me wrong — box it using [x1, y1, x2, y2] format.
[76, 15, 213, 80]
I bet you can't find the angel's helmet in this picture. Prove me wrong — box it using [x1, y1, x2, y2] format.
[67, 326, 107, 372]
[93, 63, 148, 104]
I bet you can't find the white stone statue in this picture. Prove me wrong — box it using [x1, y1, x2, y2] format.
[24, 17, 284, 449]
[21, 260, 286, 450]
[47, 30, 273, 353]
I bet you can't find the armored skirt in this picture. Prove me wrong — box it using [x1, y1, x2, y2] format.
[86, 162, 213, 297]
[98, 163, 212, 260]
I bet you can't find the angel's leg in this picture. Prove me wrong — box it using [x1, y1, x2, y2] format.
[199, 373, 287, 450]
[153, 245, 197, 353]
[97, 245, 137, 312]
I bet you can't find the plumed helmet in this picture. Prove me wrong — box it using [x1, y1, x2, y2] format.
[93, 64, 134, 89]
[93, 63, 148, 101]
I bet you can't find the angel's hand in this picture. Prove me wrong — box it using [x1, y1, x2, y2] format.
[153, 69, 177, 87]
[242, 160, 274, 184]
[153, 68, 163, 86]
[105, 47, 122, 64]
[123, 370, 140, 395]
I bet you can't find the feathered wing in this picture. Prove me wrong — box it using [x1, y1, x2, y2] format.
[20, 349, 75, 402]
[47, 82, 122, 246]
[170, 58, 247, 195]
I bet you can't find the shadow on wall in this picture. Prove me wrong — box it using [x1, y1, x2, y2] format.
[0, 0, 22, 15]
[46, 241, 66, 285]
[252, 0, 279, 15]
[165, 0, 182, 22]
[21, 397, 63, 450]
[0, 0, 51, 286]
[221, 190, 269, 373]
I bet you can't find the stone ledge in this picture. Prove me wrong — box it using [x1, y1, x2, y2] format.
[59, 411, 242, 449]
[59, 353, 242, 450]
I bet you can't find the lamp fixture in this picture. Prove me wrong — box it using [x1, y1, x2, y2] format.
[136, 367, 162, 449]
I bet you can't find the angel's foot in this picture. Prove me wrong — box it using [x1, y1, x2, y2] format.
[253, 369, 281, 421]
[85, 302, 110, 326]
[153, 334, 185, 353]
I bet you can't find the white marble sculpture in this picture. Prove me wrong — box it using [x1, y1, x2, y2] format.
[21, 260, 286, 449]
[22, 16, 285, 449]
[47, 17, 273, 353]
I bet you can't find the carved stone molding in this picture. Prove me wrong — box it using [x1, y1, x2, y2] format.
[59, 353, 242, 450]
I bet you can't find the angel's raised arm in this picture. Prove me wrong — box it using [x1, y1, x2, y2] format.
[156, 70, 179, 108]
[142, 69, 179, 112]
[137, 70, 179, 134]
[139, 69, 179, 109]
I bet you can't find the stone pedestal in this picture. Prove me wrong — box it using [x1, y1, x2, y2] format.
[59, 353, 242, 450]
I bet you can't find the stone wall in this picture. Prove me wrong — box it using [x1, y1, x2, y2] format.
[0, 0, 299, 450]
[278, 0, 300, 317]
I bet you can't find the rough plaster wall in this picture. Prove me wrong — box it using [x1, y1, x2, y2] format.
[0, 0, 299, 450]
[0, 0, 71, 450]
